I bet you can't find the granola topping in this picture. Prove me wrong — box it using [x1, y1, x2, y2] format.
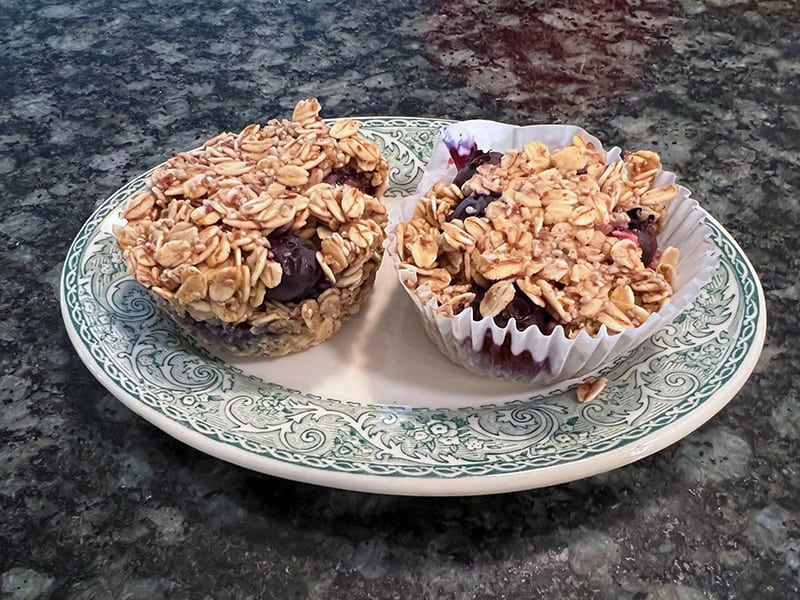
[396, 135, 679, 337]
[113, 99, 389, 356]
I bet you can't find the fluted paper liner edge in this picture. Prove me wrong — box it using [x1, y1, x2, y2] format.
[385, 121, 719, 386]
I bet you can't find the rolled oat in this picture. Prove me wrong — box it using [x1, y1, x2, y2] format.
[577, 377, 608, 403]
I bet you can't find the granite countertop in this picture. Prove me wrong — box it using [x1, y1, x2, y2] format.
[1, 0, 798, 598]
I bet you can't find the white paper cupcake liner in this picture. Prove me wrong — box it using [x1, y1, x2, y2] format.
[385, 120, 719, 386]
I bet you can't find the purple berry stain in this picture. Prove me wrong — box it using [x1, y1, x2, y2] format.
[441, 129, 503, 188]
[442, 130, 478, 169]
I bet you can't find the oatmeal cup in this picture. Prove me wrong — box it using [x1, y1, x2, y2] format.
[113, 98, 389, 357]
[386, 120, 718, 385]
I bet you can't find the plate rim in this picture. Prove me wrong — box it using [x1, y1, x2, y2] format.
[60, 116, 767, 496]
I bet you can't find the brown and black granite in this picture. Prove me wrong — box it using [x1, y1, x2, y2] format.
[1, 0, 799, 598]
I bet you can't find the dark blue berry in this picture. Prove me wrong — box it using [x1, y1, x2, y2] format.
[322, 169, 375, 194]
[447, 192, 500, 222]
[264, 231, 322, 302]
[452, 150, 503, 188]
[470, 286, 555, 333]
[492, 291, 555, 333]
[626, 207, 658, 266]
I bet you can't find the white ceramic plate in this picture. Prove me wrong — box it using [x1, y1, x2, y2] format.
[61, 118, 766, 496]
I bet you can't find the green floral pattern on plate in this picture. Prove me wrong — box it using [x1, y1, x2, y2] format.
[61, 118, 765, 493]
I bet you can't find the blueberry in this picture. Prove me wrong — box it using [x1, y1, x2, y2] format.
[493, 291, 555, 334]
[446, 138, 477, 170]
[264, 231, 323, 302]
[470, 286, 555, 333]
[447, 191, 500, 222]
[322, 169, 375, 194]
[626, 207, 658, 266]
[452, 149, 503, 188]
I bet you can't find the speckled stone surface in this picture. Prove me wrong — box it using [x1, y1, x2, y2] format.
[1, 0, 798, 598]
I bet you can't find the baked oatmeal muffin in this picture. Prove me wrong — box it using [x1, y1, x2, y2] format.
[113, 99, 389, 357]
[387, 121, 717, 384]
